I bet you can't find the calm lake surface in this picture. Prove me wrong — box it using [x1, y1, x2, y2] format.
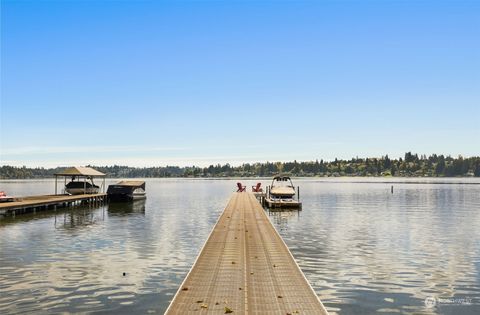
[1, 178, 479, 315]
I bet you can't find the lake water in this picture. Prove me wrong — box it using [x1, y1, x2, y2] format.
[1, 178, 479, 315]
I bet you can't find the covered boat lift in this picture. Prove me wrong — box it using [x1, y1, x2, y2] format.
[54, 167, 106, 195]
[107, 181, 146, 202]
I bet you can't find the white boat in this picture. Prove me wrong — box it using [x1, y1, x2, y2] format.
[132, 187, 146, 200]
[265, 175, 301, 208]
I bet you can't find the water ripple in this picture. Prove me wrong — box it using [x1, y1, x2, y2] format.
[1, 178, 480, 314]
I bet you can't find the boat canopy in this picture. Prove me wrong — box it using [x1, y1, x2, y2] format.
[54, 167, 106, 195]
[113, 181, 146, 190]
[107, 181, 145, 194]
[55, 167, 106, 177]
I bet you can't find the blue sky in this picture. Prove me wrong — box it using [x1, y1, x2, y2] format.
[1, 0, 479, 167]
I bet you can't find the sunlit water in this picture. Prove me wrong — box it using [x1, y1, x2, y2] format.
[1, 178, 479, 315]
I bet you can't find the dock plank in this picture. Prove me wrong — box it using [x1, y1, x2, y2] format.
[166, 192, 328, 314]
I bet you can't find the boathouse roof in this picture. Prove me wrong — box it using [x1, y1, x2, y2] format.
[114, 181, 145, 189]
[55, 167, 106, 177]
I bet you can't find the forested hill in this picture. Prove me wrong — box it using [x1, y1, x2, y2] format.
[1, 153, 479, 179]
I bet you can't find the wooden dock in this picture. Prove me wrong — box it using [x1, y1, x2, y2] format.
[0, 193, 107, 217]
[166, 192, 328, 315]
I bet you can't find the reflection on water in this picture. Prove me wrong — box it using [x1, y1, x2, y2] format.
[0, 179, 231, 314]
[108, 200, 146, 216]
[267, 209, 301, 232]
[55, 208, 104, 229]
[1, 178, 480, 315]
[270, 180, 480, 315]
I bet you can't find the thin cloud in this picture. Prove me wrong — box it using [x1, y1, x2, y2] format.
[0, 145, 188, 155]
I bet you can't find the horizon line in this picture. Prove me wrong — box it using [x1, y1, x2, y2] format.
[1, 152, 478, 169]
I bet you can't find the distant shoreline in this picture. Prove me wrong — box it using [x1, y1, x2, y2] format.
[1, 175, 479, 181]
[1, 152, 479, 179]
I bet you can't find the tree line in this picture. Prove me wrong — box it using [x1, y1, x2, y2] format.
[1, 152, 479, 179]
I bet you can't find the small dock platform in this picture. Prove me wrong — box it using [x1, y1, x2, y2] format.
[166, 192, 328, 314]
[0, 193, 107, 217]
[264, 197, 302, 209]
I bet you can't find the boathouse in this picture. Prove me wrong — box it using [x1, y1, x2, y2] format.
[54, 167, 106, 195]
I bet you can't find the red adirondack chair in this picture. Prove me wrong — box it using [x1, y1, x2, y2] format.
[0, 191, 14, 203]
[252, 183, 263, 192]
[237, 182, 246, 192]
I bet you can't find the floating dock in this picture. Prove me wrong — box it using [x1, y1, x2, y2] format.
[0, 193, 107, 217]
[264, 197, 302, 209]
[166, 192, 328, 314]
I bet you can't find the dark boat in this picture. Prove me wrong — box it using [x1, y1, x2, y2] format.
[107, 181, 146, 202]
[65, 178, 100, 195]
[57, 167, 106, 195]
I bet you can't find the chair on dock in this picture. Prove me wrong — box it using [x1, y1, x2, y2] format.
[236, 182, 246, 192]
[252, 183, 263, 192]
[0, 191, 14, 203]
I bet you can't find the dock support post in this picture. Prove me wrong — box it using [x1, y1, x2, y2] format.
[298, 186, 300, 201]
